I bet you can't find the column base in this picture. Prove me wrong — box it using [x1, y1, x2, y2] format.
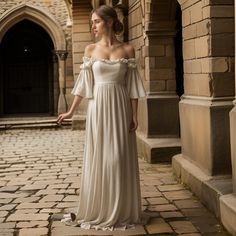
[179, 96, 233, 175]
[57, 93, 67, 114]
[71, 115, 86, 130]
[220, 194, 236, 236]
[137, 132, 181, 163]
[172, 154, 233, 219]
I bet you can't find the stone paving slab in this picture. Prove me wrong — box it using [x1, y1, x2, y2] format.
[0, 128, 231, 235]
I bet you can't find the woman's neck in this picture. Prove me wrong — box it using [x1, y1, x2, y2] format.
[99, 33, 119, 47]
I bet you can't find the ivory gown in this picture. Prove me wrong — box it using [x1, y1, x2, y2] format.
[62, 56, 146, 230]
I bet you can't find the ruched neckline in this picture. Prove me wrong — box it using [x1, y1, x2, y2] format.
[83, 56, 136, 64]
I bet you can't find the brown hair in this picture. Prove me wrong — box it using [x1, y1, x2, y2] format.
[91, 5, 123, 35]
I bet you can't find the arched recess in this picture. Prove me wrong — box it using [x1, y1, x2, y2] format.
[0, 3, 66, 51]
[0, 4, 68, 116]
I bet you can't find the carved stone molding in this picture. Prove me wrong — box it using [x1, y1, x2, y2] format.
[55, 50, 68, 61]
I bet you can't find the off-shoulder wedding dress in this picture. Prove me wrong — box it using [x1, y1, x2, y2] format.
[61, 56, 146, 231]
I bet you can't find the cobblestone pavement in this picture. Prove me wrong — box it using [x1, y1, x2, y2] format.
[0, 128, 231, 236]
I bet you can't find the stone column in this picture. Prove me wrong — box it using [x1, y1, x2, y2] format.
[172, 0, 234, 227]
[219, 1, 236, 235]
[55, 50, 68, 114]
[71, 1, 93, 129]
[136, 0, 181, 163]
[52, 53, 59, 114]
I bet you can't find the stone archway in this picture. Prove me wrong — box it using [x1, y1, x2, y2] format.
[0, 3, 66, 50]
[0, 4, 68, 115]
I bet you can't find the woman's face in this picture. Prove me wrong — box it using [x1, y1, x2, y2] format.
[91, 13, 110, 37]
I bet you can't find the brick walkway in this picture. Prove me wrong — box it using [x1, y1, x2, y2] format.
[0, 128, 230, 236]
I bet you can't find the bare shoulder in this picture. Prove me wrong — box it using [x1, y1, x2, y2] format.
[84, 43, 96, 57]
[122, 43, 135, 58]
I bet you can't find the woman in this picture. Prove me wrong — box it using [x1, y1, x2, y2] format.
[57, 4, 146, 231]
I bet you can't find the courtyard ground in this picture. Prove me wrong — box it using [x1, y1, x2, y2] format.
[0, 128, 231, 236]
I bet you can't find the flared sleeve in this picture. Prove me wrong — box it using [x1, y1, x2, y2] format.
[126, 58, 146, 99]
[71, 56, 93, 98]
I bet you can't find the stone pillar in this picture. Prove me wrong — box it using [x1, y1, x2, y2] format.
[55, 50, 68, 114]
[52, 53, 59, 114]
[219, 1, 236, 235]
[136, 0, 181, 163]
[71, 1, 93, 129]
[172, 0, 234, 226]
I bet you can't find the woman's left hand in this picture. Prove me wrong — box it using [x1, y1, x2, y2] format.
[129, 116, 138, 132]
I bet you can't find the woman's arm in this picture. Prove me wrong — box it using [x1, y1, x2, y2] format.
[57, 44, 95, 125]
[129, 98, 138, 132]
[56, 95, 83, 124]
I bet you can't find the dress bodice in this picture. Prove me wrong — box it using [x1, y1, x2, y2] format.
[92, 60, 128, 85]
[71, 56, 146, 99]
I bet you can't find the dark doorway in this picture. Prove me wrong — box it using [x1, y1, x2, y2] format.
[0, 19, 54, 116]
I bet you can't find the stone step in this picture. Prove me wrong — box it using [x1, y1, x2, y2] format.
[137, 133, 181, 163]
[0, 117, 72, 130]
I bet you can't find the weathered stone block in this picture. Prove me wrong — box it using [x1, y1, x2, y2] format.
[195, 35, 210, 58]
[6, 213, 49, 222]
[183, 24, 197, 40]
[145, 57, 156, 69]
[211, 18, 234, 34]
[203, 5, 234, 19]
[201, 57, 229, 73]
[190, 1, 203, 23]
[196, 19, 211, 37]
[150, 69, 175, 81]
[183, 39, 196, 60]
[179, 97, 233, 175]
[165, 45, 175, 57]
[149, 80, 166, 92]
[211, 72, 235, 97]
[182, 8, 191, 27]
[155, 57, 175, 68]
[169, 221, 198, 234]
[166, 80, 176, 91]
[184, 60, 192, 73]
[184, 73, 211, 96]
[142, 45, 165, 57]
[181, 0, 203, 10]
[146, 95, 180, 137]
[191, 59, 202, 73]
[146, 218, 173, 234]
[211, 33, 234, 56]
[18, 228, 48, 236]
[73, 52, 84, 64]
[203, 0, 234, 6]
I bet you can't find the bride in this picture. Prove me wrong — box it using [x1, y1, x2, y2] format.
[57, 4, 146, 231]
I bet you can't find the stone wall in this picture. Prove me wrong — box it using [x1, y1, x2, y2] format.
[181, 0, 234, 97]
[173, 0, 235, 234]
[179, 0, 234, 175]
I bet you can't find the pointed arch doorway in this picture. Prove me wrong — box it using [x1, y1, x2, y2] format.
[0, 19, 55, 116]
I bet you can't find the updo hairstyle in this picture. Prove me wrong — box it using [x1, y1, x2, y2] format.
[91, 5, 123, 35]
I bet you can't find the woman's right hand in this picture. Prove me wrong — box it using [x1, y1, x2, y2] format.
[56, 112, 73, 125]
